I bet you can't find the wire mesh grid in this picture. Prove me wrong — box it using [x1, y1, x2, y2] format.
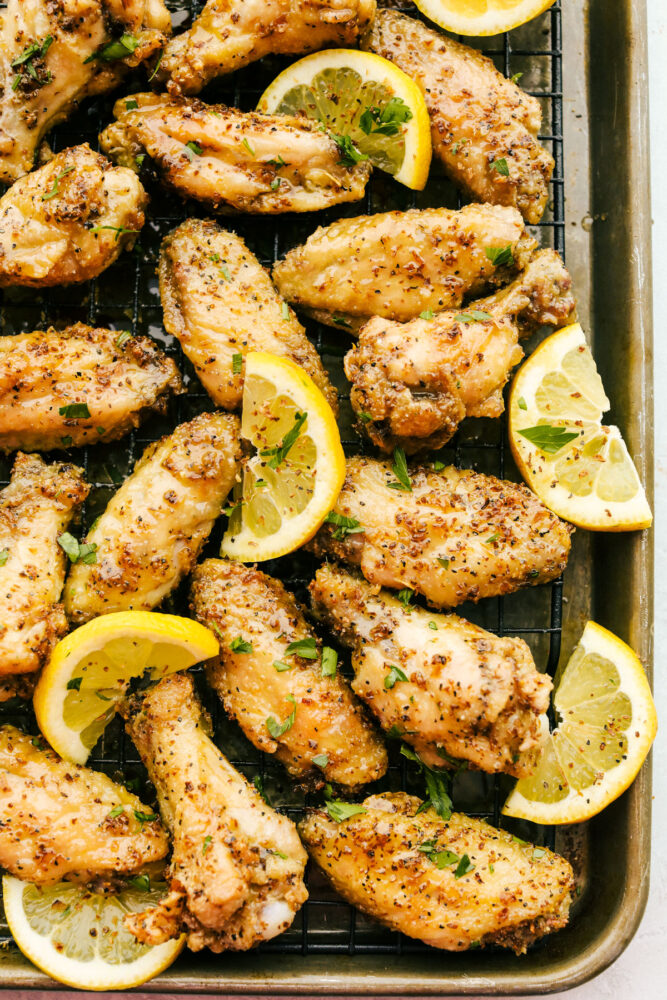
[0, 0, 565, 960]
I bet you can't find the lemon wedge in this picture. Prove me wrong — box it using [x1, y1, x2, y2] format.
[508, 323, 652, 530]
[3, 875, 184, 991]
[33, 611, 218, 764]
[414, 0, 557, 36]
[221, 351, 345, 562]
[503, 621, 656, 825]
[257, 49, 431, 190]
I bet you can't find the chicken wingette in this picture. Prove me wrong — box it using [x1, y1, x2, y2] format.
[0, 144, 147, 287]
[0, 725, 169, 884]
[63, 412, 241, 623]
[345, 249, 575, 453]
[100, 94, 371, 214]
[157, 0, 376, 96]
[0, 0, 170, 184]
[299, 791, 574, 954]
[363, 10, 554, 224]
[310, 457, 573, 608]
[0, 453, 88, 678]
[159, 219, 336, 411]
[309, 564, 551, 777]
[272, 204, 536, 330]
[124, 673, 308, 952]
[190, 559, 387, 788]
[0, 324, 182, 453]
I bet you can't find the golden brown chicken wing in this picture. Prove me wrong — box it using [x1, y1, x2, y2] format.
[63, 412, 241, 623]
[0, 144, 147, 287]
[190, 559, 387, 788]
[272, 204, 536, 330]
[159, 219, 336, 411]
[0, 725, 169, 884]
[100, 93, 371, 214]
[363, 10, 554, 224]
[0, 324, 182, 453]
[124, 673, 308, 952]
[310, 457, 573, 608]
[299, 791, 574, 953]
[158, 0, 376, 96]
[0, 453, 88, 678]
[345, 249, 575, 453]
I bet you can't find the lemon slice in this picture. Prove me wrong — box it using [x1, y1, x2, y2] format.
[3, 875, 184, 991]
[503, 621, 656, 825]
[33, 611, 218, 764]
[257, 49, 431, 190]
[221, 351, 345, 562]
[508, 323, 652, 530]
[414, 0, 557, 36]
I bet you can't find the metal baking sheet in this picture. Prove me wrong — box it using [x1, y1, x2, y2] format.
[0, 0, 654, 992]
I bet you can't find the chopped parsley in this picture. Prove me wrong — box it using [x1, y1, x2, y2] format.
[437, 557, 450, 569]
[41, 165, 75, 202]
[517, 396, 528, 410]
[485, 244, 514, 267]
[532, 847, 547, 859]
[202, 835, 213, 855]
[270, 177, 281, 190]
[359, 98, 413, 137]
[90, 225, 139, 241]
[59, 402, 90, 419]
[57, 533, 98, 565]
[419, 308, 435, 321]
[510, 71, 524, 84]
[281, 302, 290, 321]
[428, 621, 438, 631]
[230, 636, 253, 654]
[384, 664, 408, 690]
[266, 693, 297, 738]
[324, 511, 363, 540]
[388, 446, 412, 492]
[0, 549, 8, 566]
[125, 98, 139, 111]
[232, 352, 243, 375]
[273, 660, 292, 672]
[265, 155, 287, 168]
[454, 854, 475, 878]
[66, 676, 82, 691]
[325, 798, 367, 823]
[12, 35, 53, 90]
[84, 33, 139, 63]
[285, 637, 318, 659]
[115, 330, 132, 348]
[433, 460, 446, 471]
[267, 848, 288, 860]
[331, 133, 368, 166]
[220, 263, 231, 281]
[107, 805, 124, 819]
[134, 809, 158, 824]
[312, 754, 329, 769]
[184, 140, 203, 159]
[332, 315, 352, 327]
[418, 839, 460, 869]
[359, 411, 372, 423]
[485, 533, 499, 544]
[400, 743, 453, 821]
[321, 646, 338, 678]
[455, 310, 493, 323]
[491, 157, 510, 176]
[518, 424, 579, 454]
[148, 50, 163, 82]
[130, 874, 151, 892]
[242, 138, 256, 157]
[397, 588, 414, 609]
[260, 411, 307, 468]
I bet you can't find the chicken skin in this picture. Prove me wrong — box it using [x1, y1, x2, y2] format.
[345, 249, 575, 453]
[310, 457, 573, 608]
[364, 10, 554, 224]
[299, 791, 574, 954]
[158, 0, 376, 96]
[190, 559, 387, 789]
[0, 144, 147, 287]
[0, 725, 168, 884]
[159, 219, 336, 411]
[100, 93, 371, 214]
[0, 324, 182, 453]
[0, 0, 170, 184]
[309, 564, 551, 777]
[0, 453, 88, 678]
[63, 412, 241, 623]
[124, 673, 308, 952]
[272, 204, 536, 330]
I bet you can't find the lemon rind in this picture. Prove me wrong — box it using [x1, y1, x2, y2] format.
[414, 0, 557, 37]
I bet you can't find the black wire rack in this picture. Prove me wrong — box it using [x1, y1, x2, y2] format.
[0, 0, 565, 959]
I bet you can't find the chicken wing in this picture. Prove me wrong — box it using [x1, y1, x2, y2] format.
[157, 0, 376, 96]
[0, 144, 147, 287]
[0, 324, 182, 453]
[309, 564, 551, 776]
[124, 673, 308, 952]
[0, 0, 170, 184]
[310, 457, 573, 608]
[100, 93, 371, 214]
[63, 412, 241, 623]
[0, 725, 168, 884]
[0, 453, 88, 678]
[272, 204, 536, 330]
[159, 219, 336, 411]
[299, 791, 574, 953]
[363, 10, 554, 224]
[345, 249, 575, 453]
[190, 559, 387, 788]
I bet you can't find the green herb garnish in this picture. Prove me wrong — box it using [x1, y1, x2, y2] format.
[384, 664, 408, 690]
[266, 694, 297, 738]
[485, 244, 514, 267]
[230, 636, 253, 654]
[491, 157, 510, 176]
[59, 402, 90, 419]
[232, 352, 243, 375]
[331, 133, 368, 166]
[260, 411, 307, 468]
[324, 511, 363, 540]
[518, 424, 579, 454]
[388, 446, 412, 492]
[359, 97, 413, 137]
[321, 646, 338, 678]
[84, 33, 139, 63]
[285, 637, 318, 659]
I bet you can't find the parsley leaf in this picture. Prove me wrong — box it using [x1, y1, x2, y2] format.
[202, 835, 213, 855]
[325, 799, 367, 823]
[0, 549, 9, 566]
[437, 557, 450, 569]
[232, 352, 243, 375]
[518, 424, 579, 454]
[85, 33, 139, 63]
[359, 97, 413, 137]
[57, 532, 97, 565]
[491, 157, 510, 176]
[454, 853, 475, 878]
[184, 140, 203, 159]
[115, 330, 132, 348]
[485, 244, 514, 267]
[285, 637, 318, 659]
[384, 664, 408, 689]
[59, 402, 90, 419]
[455, 310, 493, 323]
[418, 840, 460, 869]
[242, 138, 256, 157]
[517, 396, 528, 410]
[400, 743, 453, 821]
[90, 225, 139, 241]
[260, 411, 307, 468]
[312, 754, 329, 768]
[281, 302, 290, 321]
[397, 588, 414, 609]
[42, 165, 75, 202]
[419, 308, 435, 320]
[324, 511, 363, 540]
[134, 809, 158, 824]
[510, 71, 524, 84]
[125, 98, 139, 111]
[273, 660, 292, 672]
[388, 446, 412, 492]
[66, 676, 82, 691]
[130, 874, 151, 891]
[266, 694, 297, 738]
[265, 154, 287, 168]
[331, 133, 368, 166]
[107, 805, 124, 819]
[332, 315, 352, 327]
[321, 646, 338, 678]
[230, 636, 253, 654]
[428, 621, 438, 631]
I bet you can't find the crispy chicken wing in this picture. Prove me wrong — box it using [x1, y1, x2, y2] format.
[159, 219, 336, 411]
[0, 453, 88, 678]
[63, 412, 241, 623]
[309, 564, 551, 776]
[310, 457, 573, 608]
[0, 0, 170, 184]
[158, 0, 375, 95]
[345, 249, 575, 453]
[272, 204, 536, 330]
[0, 324, 182, 453]
[0, 725, 168, 884]
[190, 559, 387, 788]
[299, 791, 574, 953]
[124, 673, 308, 951]
[364, 10, 554, 224]
[100, 93, 371, 214]
[0, 144, 147, 287]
